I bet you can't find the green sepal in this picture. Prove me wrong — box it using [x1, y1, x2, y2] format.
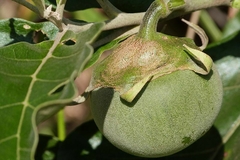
[183, 44, 213, 75]
[120, 75, 152, 102]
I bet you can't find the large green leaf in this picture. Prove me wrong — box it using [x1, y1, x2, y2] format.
[214, 56, 240, 138]
[0, 18, 104, 160]
[205, 32, 240, 159]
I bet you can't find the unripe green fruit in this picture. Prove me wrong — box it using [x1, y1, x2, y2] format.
[90, 65, 222, 157]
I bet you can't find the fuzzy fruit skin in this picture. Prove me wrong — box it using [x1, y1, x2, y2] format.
[90, 65, 222, 158]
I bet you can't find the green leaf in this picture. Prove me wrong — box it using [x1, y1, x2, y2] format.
[213, 56, 240, 159]
[205, 32, 240, 159]
[206, 31, 240, 61]
[214, 56, 240, 137]
[222, 12, 240, 38]
[0, 18, 59, 47]
[0, 21, 104, 160]
[73, 9, 108, 22]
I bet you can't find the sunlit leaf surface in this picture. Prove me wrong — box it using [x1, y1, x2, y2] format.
[0, 18, 104, 160]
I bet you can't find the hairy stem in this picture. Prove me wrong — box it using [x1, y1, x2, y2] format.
[137, 0, 186, 39]
[137, 0, 167, 39]
[56, 0, 67, 21]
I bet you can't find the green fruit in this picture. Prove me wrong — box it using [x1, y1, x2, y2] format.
[88, 1, 222, 157]
[90, 65, 222, 157]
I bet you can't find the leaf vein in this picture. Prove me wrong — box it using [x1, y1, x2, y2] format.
[223, 84, 240, 90]
[0, 71, 31, 77]
[0, 135, 17, 143]
[17, 28, 69, 159]
[0, 103, 23, 110]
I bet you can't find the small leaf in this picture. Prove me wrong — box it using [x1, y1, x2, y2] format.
[0, 18, 58, 47]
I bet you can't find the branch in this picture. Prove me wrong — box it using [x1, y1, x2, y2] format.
[103, 0, 231, 31]
[103, 12, 144, 30]
[13, 0, 68, 31]
[44, 5, 64, 31]
[56, 0, 67, 21]
[96, 0, 122, 18]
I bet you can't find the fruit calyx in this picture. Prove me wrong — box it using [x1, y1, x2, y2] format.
[87, 0, 213, 102]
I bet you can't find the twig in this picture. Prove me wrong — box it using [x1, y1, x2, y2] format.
[103, 0, 231, 31]
[96, 0, 122, 18]
[56, 0, 67, 21]
[103, 12, 145, 30]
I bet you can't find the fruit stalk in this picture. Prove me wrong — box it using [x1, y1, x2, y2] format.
[137, 0, 185, 40]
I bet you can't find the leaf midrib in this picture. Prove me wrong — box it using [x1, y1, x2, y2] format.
[16, 28, 68, 160]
